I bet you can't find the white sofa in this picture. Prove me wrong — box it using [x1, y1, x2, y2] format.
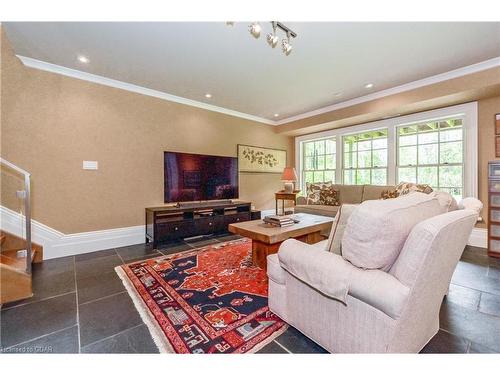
[267, 202, 480, 353]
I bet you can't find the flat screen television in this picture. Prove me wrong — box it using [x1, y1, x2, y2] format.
[164, 151, 239, 203]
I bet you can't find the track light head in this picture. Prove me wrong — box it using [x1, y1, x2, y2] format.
[282, 35, 292, 56]
[249, 23, 261, 39]
[266, 33, 279, 48]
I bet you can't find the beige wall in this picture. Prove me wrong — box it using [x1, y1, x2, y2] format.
[477, 95, 500, 228]
[0, 29, 294, 234]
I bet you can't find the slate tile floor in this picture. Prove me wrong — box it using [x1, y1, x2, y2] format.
[1, 237, 499, 354]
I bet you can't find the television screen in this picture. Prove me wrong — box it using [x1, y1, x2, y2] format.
[164, 151, 239, 203]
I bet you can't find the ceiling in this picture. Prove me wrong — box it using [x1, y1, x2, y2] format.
[4, 22, 500, 123]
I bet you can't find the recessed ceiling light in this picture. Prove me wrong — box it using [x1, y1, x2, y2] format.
[77, 55, 89, 64]
[205, 93, 212, 99]
[364, 83, 374, 89]
[274, 113, 279, 117]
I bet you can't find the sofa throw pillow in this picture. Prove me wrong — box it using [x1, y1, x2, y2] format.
[395, 182, 434, 196]
[318, 185, 340, 206]
[380, 189, 399, 200]
[341, 192, 445, 271]
[306, 181, 333, 205]
[326, 204, 358, 255]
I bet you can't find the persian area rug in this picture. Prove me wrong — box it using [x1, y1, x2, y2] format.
[115, 238, 287, 353]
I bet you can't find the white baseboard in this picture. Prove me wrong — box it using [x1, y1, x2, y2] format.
[0, 206, 144, 259]
[0, 205, 488, 260]
[468, 227, 488, 249]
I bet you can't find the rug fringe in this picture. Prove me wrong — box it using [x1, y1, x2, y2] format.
[115, 266, 174, 354]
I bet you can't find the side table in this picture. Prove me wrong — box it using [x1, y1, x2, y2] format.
[275, 190, 301, 215]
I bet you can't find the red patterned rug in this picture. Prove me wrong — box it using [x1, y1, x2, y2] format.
[115, 238, 287, 353]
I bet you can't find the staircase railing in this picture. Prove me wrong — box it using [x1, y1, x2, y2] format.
[0, 157, 32, 274]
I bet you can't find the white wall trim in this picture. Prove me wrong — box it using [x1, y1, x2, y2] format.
[469, 227, 488, 249]
[16, 55, 500, 128]
[16, 55, 275, 126]
[278, 56, 500, 125]
[1, 205, 145, 259]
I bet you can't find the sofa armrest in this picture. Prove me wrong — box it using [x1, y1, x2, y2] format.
[296, 196, 307, 205]
[277, 239, 410, 319]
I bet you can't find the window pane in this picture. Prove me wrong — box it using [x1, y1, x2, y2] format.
[418, 144, 438, 165]
[372, 138, 387, 150]
[325, 139, 336, 154]
[418, 122, 439, 133]
[439, 118, 463, 129]
[418, 166, 438, 187]
[304, 172, 314, 185]
[440, 187, 462, 200]
[325, 155, 335, 169]
[358, 140, 371, 151]
[418, 131, 439, 144]
[440, 141, 462, 164]
[305, 142, 315, 156]
[324, 171, 335, 183]
[357, 151, 372, 168]
[440, 129, 462, 142]
[372, 169, 387, 185]
[356, 169, 371, 185]
[316, 155, 325, 170]
[399, 125, 417, 136]
[313, 171, 325, 182]
[399, 146, 417, 166]
[344, 152, 356, 168]
[398, 167, 416, 184]
[372, 149, 387, 167]
[344, 170, 355, 184]
[399, 134, 417, 146]
[343, 137, 357, 152]
[305, 156, 315, 170]
[439, 166, 462, 187]
[315, 140, 325, 155]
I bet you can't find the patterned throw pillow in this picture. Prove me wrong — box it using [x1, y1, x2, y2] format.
[395, 182, 434, 196]
[380, 182, 434, 200]
[306, 181, 333, 205]
[319, 185, 340, 206]
[380, 189, 399, 200]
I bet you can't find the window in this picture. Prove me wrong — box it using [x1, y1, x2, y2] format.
[295, 103, 477, 200]
[302, 137, 336, 187]
[343, 129, 388, 185]
[397, 118, 464, 199]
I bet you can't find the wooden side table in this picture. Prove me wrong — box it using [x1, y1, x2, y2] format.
[275, 190, 301, 215]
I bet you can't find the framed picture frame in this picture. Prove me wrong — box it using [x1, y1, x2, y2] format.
[237, 144, 287, 173]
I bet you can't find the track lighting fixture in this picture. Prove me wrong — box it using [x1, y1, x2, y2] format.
[249, 22, 262, 39]
[282, 32, 293, 56]
[266, 21, 279, 48]
[229, 22, 297, 56]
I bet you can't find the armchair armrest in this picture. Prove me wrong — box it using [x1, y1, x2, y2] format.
[278, 239, 352, 303]
[277, 239, 410, 319]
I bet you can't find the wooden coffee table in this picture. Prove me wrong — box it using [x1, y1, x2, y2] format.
[228, 213, 334, 270]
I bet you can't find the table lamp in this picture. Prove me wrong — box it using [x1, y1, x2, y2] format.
[281, 167, 298, 193]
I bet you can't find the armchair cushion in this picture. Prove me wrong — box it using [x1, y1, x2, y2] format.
[267, 254, 286, 285]
[325, 204, 358, 255]
[342, 192, 445, 271]
[277, 239, 410, 319]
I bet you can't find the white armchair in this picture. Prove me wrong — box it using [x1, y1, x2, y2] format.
[267, 207, 479, 353]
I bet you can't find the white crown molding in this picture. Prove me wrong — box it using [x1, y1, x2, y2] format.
[16, 55, 276, 126]
[16, 55, 500, 128]
[276, 56, 500, 125]
[1, 205, 144, 259]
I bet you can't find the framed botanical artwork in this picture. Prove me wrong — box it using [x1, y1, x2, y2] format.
[496, 114, 500, 157]
[237, 144, 287, 173]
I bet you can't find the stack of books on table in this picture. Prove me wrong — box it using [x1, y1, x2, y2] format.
[263, 215, 298, 227]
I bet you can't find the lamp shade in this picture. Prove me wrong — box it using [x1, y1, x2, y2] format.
[281, 167, 298, 181]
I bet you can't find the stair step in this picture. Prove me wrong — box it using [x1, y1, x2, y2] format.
[0, 248, 38, 270]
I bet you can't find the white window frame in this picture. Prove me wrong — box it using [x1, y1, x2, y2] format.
[295, 102, 478, 199]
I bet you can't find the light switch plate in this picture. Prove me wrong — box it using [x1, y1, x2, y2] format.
[83, 161, 98, 170]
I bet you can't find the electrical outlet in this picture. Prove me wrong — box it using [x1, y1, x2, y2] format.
[83, 161, 98, 170]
